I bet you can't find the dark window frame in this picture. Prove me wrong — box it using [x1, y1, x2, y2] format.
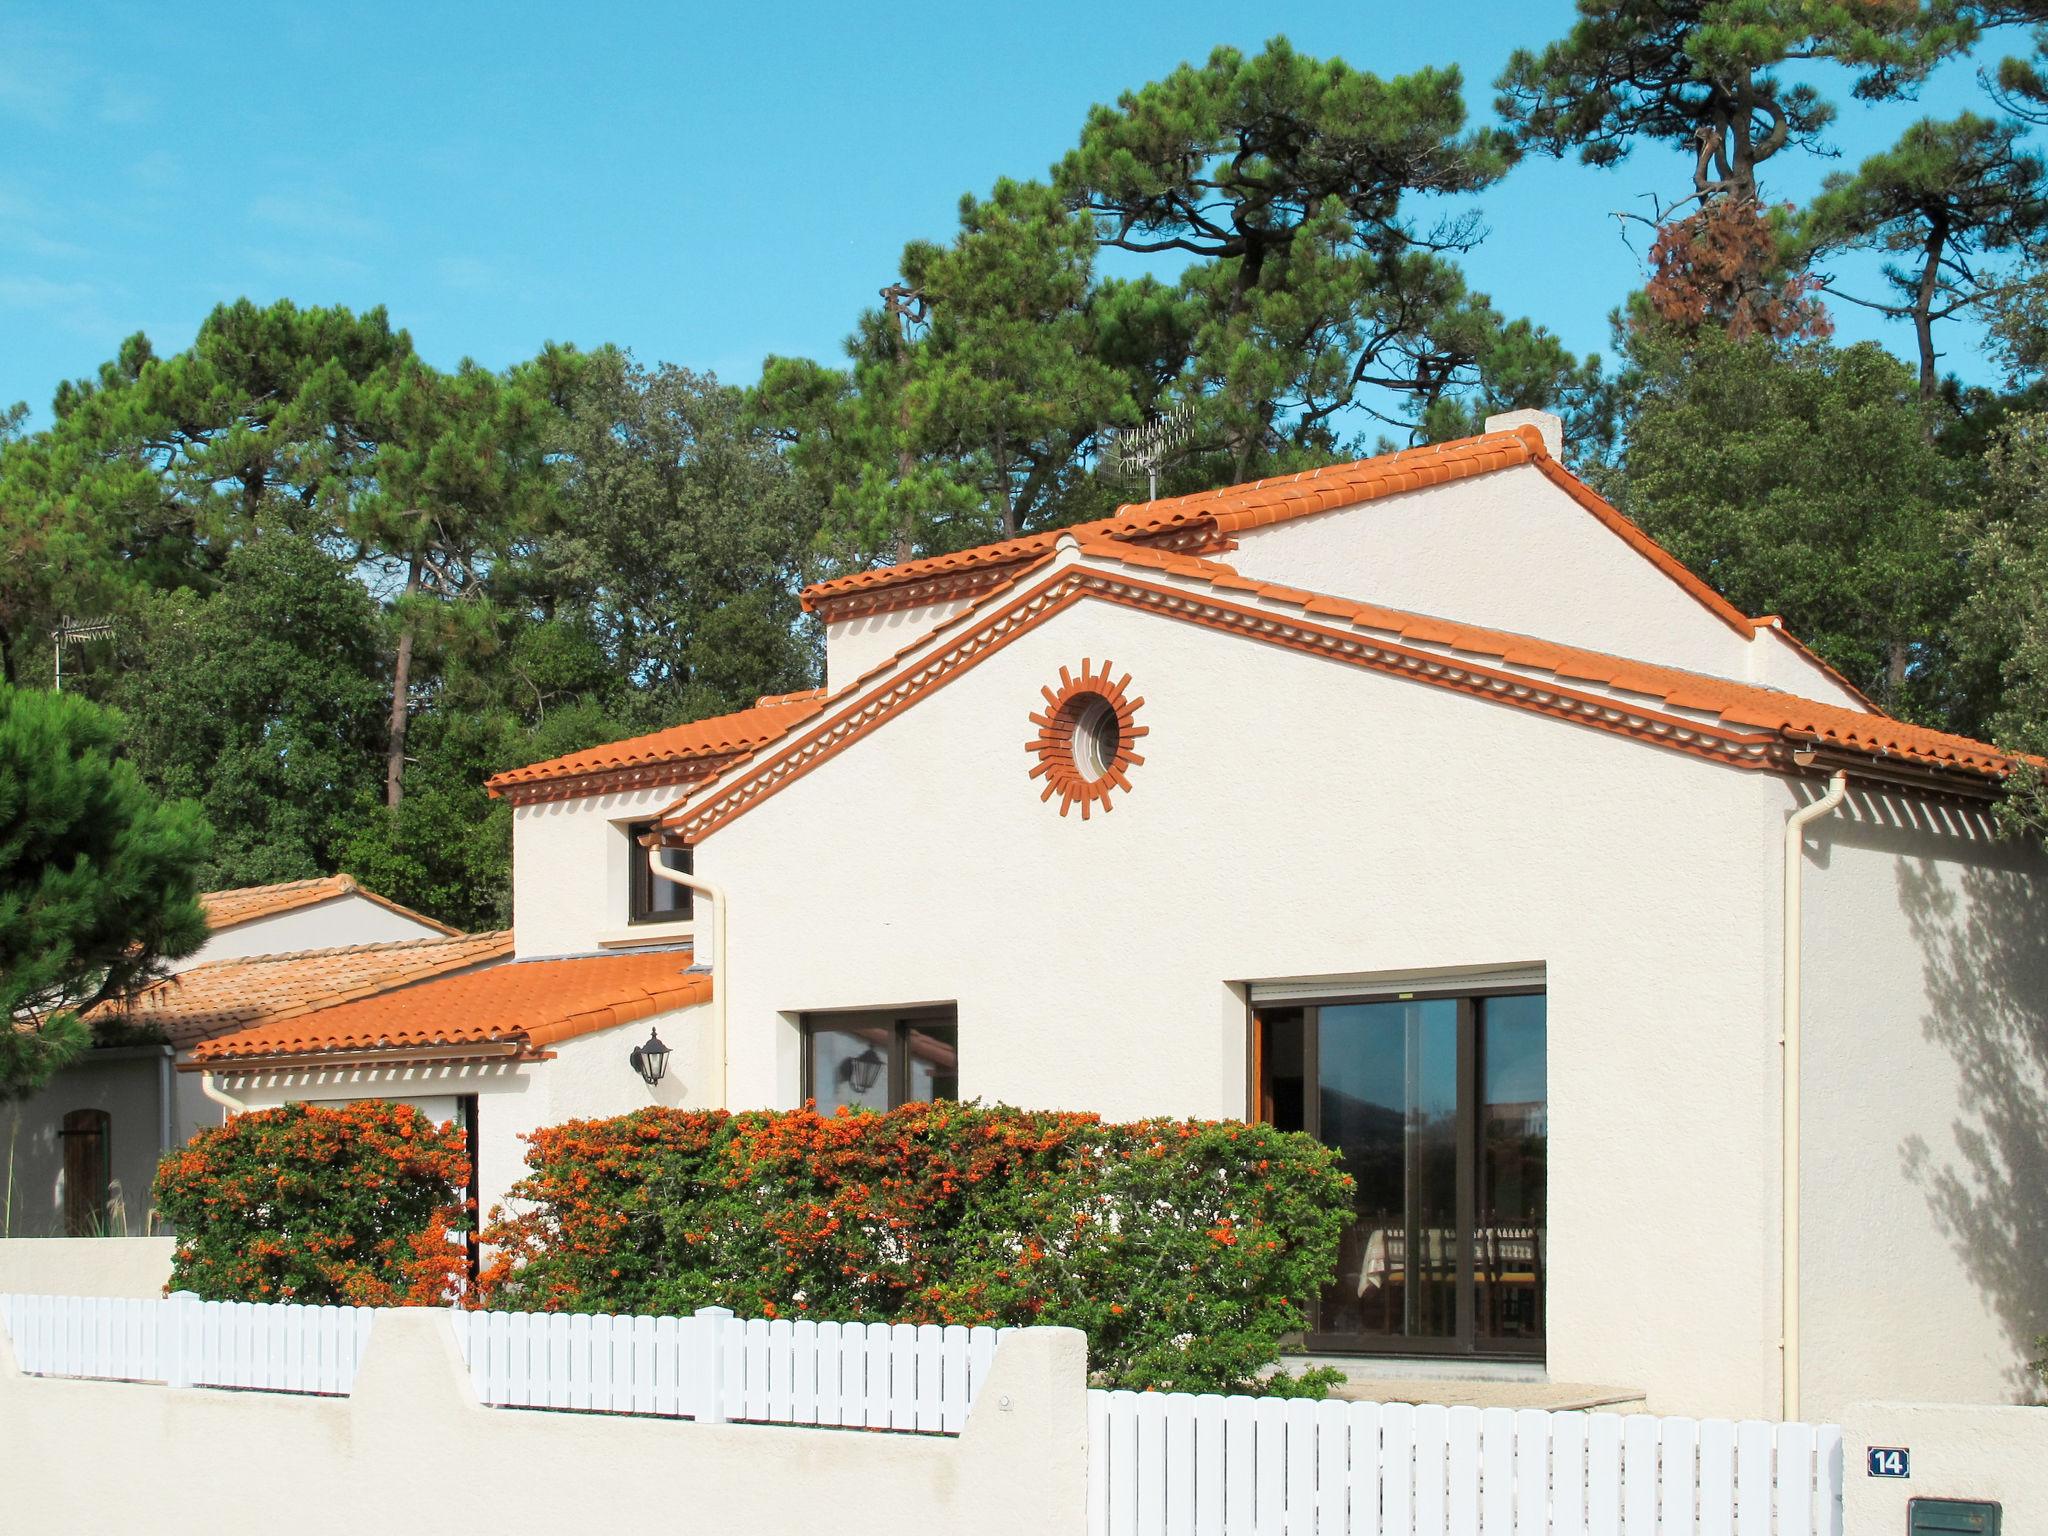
[627, 823, 693, 925]
[1251, 985, 1546, 1361]
[801, 1009, 959, 1111]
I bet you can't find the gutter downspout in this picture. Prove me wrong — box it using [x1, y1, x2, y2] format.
[646, 842, 728, 1108]
[1782, 767, 1849, 1422]
[198, 1070, 245, 1117]
[157, 1045, 174, 1158]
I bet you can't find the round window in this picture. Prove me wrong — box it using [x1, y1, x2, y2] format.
[1024, 661, 1147, 819]
[1068, 694, 1122, 784]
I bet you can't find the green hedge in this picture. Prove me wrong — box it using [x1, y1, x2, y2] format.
[478, 1102, 1353, 1394]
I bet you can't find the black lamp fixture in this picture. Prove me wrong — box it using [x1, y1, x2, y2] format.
[838, 1044, 885, 1097]
[628, 1028, 672, 1087]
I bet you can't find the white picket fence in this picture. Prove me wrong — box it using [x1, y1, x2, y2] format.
[447, 1305, 1007, 1432]
[0, 1291, 375, 1395]
[1087, 1393, 1844, 1536]
[0, 1292, 1005, 1435]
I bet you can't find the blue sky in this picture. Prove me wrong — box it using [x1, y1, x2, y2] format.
[0, 1, 2029, 430]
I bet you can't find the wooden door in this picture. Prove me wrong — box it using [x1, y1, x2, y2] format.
[61, 1108, 109, 1236]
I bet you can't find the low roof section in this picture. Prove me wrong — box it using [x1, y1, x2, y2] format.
[199, 874, 460, 937]
[93, 931, 515, 1051]
[189, 946, 710, 1073]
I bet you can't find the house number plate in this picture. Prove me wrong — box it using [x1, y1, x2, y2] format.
[1868, 1447, 1910, 1478]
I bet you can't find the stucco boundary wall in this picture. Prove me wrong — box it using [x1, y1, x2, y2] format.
[0, 1307, 1091, 1536]
[1842, 1401, 2048, 1531]
[0, 1235, 173, 1296]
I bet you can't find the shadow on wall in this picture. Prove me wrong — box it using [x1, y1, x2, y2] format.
[1896, 850, 2048, 1400]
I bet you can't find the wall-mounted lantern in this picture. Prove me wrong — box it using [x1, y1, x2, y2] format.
[629, 1028, 672, 1087]
[839, 1044, 884, 1097]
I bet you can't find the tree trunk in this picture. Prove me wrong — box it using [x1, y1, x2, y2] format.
[1888, 640, 1911, 697]
[1913, 218, 1949, 406]
[385, 558, 421, 809]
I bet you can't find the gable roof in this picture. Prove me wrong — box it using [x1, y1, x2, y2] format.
[199, 875, 460, 937]
[191, 947, 709, 1069]
[94, 931, 513, 1050]
[656, 540, 2025, 845]
[798, 426, 1753, 637]
[1070, 540, 2018, 780]
[486, 690, 829, 803]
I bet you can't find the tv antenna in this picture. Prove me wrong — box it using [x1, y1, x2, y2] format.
[1102, 402, 1194, 502]
[51, 616, 115, 693]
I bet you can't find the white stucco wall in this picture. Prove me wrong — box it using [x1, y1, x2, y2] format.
[1843, 1400, 2048, 1530]
[225, 1003, 713, 1221]
[187, 894, 448, 968]
[1799, 793, 2048, 1419]
[4, 1049, 175, 1238]
[512, 782, 699, 959]
[699, 591, 1797, 1418]
[826, 594, 979, 693]
[0, 1236, 173, 1296]
[1225, 467, 1868, 710]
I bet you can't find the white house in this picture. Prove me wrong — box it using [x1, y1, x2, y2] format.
[4, 877, 490, 1238]
[197, 412, 2048, 1424]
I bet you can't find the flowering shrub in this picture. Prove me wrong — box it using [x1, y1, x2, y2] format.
[478, 1102, 1352, 1394]
[153, 1101, 469, 1306]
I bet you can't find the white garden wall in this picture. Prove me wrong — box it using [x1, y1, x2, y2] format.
[0, 1307, 1091, 1536]
[0, 1236, 172, 1297]
[1841, 1400, 2048, 1530]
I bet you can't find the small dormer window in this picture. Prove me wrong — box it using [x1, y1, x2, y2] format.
[628, 823, 693, 924]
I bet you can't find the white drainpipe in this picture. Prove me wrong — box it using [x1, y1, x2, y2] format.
[198, 1071, 246, 1116]
[647, 844, 728, 1107]
[1781, 768, 1849, 1421]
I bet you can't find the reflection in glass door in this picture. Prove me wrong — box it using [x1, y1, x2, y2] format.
[1255, 991, 1546, 1358]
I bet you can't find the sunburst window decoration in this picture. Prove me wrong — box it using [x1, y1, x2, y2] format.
[1025, 660, 1148, 818]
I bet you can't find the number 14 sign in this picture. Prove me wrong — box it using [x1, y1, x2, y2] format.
[1869, 1447, 1911, 1478]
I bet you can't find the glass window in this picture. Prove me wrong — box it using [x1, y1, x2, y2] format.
[1253, 989, 1547, 1359]
[627, 823, 692, 924]
[805, 1013, 959, 1112]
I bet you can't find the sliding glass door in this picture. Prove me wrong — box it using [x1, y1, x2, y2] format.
[1255, 990, 1546, 1358]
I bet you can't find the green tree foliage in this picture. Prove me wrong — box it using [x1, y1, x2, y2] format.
[0, 686, 210, 1098]
[1954, 411, 2048, 830]
[113, 535, 387, 890]
[1057, 38, 1603, 473]
[1605, 330, 1971, 720]
[1496, 0, 1975, 208]
[548, 350, 820, 720]
[761, 38, 1604, 566]
[1803, 114, 2048, 398]
[477, 1103, 1354, 1395]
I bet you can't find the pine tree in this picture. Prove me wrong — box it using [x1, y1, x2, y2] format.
[1802, 114, 2048, 400]
[0, 686, 210, 1098]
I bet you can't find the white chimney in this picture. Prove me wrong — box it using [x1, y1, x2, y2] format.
[1483, 408, 1563, 459]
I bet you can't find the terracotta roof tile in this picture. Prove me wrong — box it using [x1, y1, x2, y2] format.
[197, 876, 460, 937]
[486, 691, 829, 794]
[1077, 539, 2023, 781]
[95, 931, 513, 1050]
[797, 427, 1757, 628]
[192, 949, 710, 1065]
